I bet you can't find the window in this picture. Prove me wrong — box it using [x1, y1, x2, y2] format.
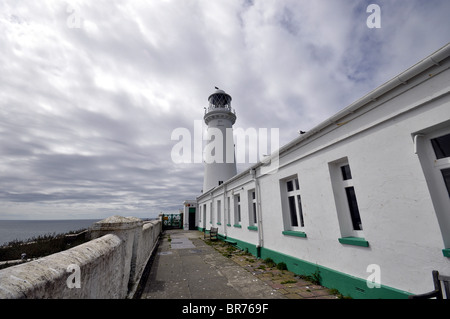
[431, 133, 450, 159]
[202, 204, 207, 229]
[431, 133, 450, 197]
[341, 165, 352, 180]
[210, 202, 213, 224]
[416, 127, 450, 254]
[281, 176, 305, 231]
[441, 168, 450, 196]
[234, 194, 241, 227]
[329, 158, 366, 244]
[217, 200, 221, 225]
[248, 190, 257, 229]
[341, 165, 363, 231]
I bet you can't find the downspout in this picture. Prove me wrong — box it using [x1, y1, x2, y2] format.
[223, 183, 227, 238]
[414, 134, 424, 154]
[250, 168, 263, 258]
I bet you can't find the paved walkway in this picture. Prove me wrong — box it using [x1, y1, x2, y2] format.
[139, 229, 338, 299]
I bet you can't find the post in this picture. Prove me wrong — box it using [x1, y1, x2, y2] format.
[89, 215, 143, 297]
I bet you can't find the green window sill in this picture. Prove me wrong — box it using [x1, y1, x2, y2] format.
[233, 224, 242, 228]
[247, 225, 258, 231]
[443, 249, 450, 258]
[226, 223, 231, 227]
[217, 222, 221, 225]
[282, 230, 307, 238]
[338, 237, 369, 247]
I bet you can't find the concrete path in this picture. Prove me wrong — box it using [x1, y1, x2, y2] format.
[139, 229, 285, 299]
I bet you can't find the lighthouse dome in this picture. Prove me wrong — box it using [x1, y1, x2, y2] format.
[208, 89, 232, 109]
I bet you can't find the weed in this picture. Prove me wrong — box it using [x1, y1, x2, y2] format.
[310, 269, 322, 285]
[276, 262, 288, 270]
[280, 280, 297, 284]
[300, 269, 321, 285]
[263, 258, 276, 268]
[328, 288, 351, 299]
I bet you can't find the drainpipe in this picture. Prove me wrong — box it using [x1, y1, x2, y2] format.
[250, 168, 263, 258]
[223, 183, 227, 238]
[413, 134, 424, 154]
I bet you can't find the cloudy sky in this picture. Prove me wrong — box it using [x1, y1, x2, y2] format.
[1, 0, 449, 220]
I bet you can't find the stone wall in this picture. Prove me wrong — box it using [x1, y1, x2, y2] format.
[0, 216, 161, 299]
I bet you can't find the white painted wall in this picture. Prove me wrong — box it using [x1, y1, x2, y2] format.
[197, 52, 450, 295]
[0, 217, 161, 299]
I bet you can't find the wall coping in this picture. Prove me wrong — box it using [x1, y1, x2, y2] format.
[90, 215, 143, 231]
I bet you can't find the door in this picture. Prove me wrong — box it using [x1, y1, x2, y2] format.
[188, 207, 196, 230]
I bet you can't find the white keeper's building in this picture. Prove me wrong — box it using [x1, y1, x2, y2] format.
[183, 43, 450, 298]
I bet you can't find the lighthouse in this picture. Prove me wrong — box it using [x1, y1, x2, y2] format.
[202, 88, 237, 192]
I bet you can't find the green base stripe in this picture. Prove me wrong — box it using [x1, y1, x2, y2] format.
[219, 235, 410, 299]
[260, 247, 409, 299]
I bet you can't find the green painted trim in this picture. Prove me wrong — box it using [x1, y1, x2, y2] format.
[221, 234, 258, 256]
[282, 230, 307, 238]
[218, 233, 239, 246]
[443, 248, 450, 257]
[197, 227, 205, 232]
[247, 225, 258, 231]
[233, 224, 242, 228]
[260, 247, 409, 299]
[216, 235, 409, 299]
[217, 222, 222, 225]
[338, 236, 369, 247]
[226, 223, 231, 227]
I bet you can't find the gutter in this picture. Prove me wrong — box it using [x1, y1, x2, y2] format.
[250, 168, 264, 257]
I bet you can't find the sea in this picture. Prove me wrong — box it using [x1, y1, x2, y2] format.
[0, 219, 101, 246]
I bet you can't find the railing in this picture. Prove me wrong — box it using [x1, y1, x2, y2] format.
[205, 105, 236, 115]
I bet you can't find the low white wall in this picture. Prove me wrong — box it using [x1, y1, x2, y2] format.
[0, 216, 161, 299]
[131, 220, 162, 295]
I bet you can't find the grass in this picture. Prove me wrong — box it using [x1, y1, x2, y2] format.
[263, 258, 276, 268]
[280, 279, 298, 284]
[201, 235, 349, 299]
[299, 269, 322, 285]
[0, 229, 90, 270]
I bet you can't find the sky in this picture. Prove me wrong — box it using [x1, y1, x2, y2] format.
[0, 0, 449, 220]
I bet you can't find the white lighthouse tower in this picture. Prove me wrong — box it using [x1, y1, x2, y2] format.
[202, 88, 237, 192]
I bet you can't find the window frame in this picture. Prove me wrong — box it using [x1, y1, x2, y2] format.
[416, 126, 450, 253]
[234, 194, 241, 227]
[329, 158, 366, 240]
[248, 189, 257, 227]
[216, 199, 222, 225]
[281, 176, 305, 232]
